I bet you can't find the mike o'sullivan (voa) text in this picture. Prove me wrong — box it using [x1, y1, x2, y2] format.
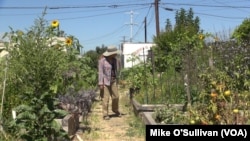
[150, 129, 218, 137]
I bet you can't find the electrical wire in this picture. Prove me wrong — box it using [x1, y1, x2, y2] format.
[161, 2, 250, 9]
[1, 0, 250, 49]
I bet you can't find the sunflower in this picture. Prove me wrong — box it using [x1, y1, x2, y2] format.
[65, 38, 72, 46]
[51, 20, 59, 28]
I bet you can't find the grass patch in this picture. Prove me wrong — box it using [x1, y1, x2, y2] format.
[125, 115, 146, 138]
[119, 90, 146, 138]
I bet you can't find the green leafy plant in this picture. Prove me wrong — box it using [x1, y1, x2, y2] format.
[0, 9, 96, 140]
[153, 105, 188, 124]
[8, 92, 69, 140]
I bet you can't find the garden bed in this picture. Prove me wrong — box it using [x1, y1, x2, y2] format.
[131, 98, 187, 125]
[141, 112, 159, 125]
[131, 98, 165, 116]
[55, 112, 79, 136]
[131, 98, 185, 114]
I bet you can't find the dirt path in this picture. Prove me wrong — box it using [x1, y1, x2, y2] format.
[73, 87, 145, 141]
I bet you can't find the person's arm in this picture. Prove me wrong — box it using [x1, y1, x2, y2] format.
[98, 59, 104, 89]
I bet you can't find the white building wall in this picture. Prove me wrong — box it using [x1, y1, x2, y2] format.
[122, 43, 155, 68]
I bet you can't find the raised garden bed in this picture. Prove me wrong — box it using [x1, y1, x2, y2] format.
[131, 98, 187, 125]
[131, 98, 185, 114]
[55, 112, 79, 136]
[141, 108, 189, 125]
[141, 112, 158, 125]
[131, 98, 165, 116]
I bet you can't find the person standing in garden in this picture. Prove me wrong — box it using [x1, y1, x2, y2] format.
[98, 45, 122, 120]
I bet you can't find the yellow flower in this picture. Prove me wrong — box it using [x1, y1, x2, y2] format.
[199, 34, 204, 40]
[17, 30, 24, 36]
[65, 38, 72, 46]
[51, 20, 59, 28]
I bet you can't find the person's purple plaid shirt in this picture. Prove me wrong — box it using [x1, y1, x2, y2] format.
[98, 57, 117, 86]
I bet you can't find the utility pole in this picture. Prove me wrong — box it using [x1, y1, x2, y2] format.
[120, 36, 127, 43]
[126, 10, 137, 42]
[155, 0, 160, 37]
[144, 17, 147, 43]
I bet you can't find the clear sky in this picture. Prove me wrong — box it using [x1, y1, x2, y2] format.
[0, 0, 249, 52]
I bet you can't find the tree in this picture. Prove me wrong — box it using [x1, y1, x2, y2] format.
[95, 44, 107, 54]
[153, 8, 201, 72]
[84, 45, 107, 70]
[165, 19, 172, 32]
[231, 18, 250, 44]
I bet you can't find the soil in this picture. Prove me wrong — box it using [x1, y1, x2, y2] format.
[72, 87, 145, 141]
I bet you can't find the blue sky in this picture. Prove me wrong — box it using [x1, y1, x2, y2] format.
[0, 0, 249, 52]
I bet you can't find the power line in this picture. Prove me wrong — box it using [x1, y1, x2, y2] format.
[211, 0, 249, 13]
[1, 2, 249, 10]
[83, 25, 127, 43]
[159, 6, 247, 19]
[132, 4, 153, 41]
[0, 3, 153, 9]
[54, 7, 149, 21]
[1, 1, 250, 49]
[1, 2, 249, 21]
[195, 11, 248, 19]
[161, 2, 250, 9]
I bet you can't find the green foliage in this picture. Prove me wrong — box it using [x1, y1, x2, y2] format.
[154, 8, 202, 73]
[121, 55, 160, 104]
[159, 70, 186, 104]
[121, 55, 153, 89]
[174, 8, 200, 35]
[77, 55, 98, 89]
[0, 10, 97, 140]
[126, 115, 145, 137]
[82, 45, 107, 88]
[0, 131, 18, 141]
[153, 106, 188, 124]
[210, 42, 250, 91]
[231, 18, 250, 44]
[95, 45, 107, 54]
[7, 92, 69, 140]
[84, 50, 99, 70]
[146, 7, 205, 105]
[120, 7, 250, 125]
[186, 40, 250, 125]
